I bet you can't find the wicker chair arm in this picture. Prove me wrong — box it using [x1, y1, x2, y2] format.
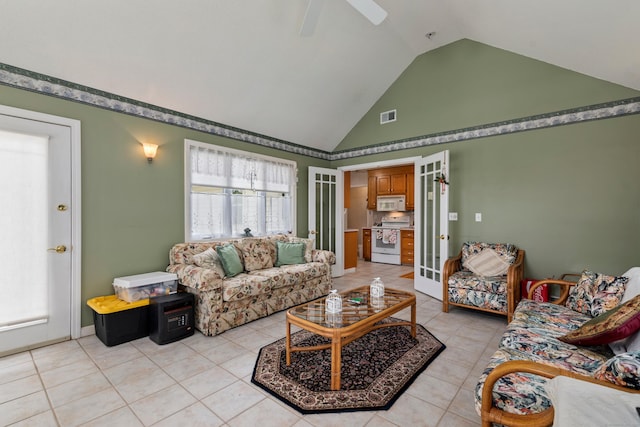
[480, 360, 640, 427]
[443, 250, 463, 275]
[527, 279, 576, 305]
[505, 250, 525, 321]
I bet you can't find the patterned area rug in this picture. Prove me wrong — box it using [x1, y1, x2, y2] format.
[251, 318, 445, 414]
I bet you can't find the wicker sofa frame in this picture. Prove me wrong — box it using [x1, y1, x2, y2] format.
[479, 278, 640, 427]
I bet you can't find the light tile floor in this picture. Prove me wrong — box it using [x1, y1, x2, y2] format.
[1, 261, 508, 426]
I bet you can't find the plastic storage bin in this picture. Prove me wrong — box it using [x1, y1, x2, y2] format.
[113, 271, 178, 302]
[87, 295, 150, 346]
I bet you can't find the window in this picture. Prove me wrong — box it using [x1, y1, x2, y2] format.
[185, 139, 297, 241]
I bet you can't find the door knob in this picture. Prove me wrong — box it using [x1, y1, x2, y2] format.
[439, 235, 449, 240]
[47, 245, 67, 254]
[57, 204, 68, 211]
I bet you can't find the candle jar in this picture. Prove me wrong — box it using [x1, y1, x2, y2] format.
[370, 277, 385, 298]
[325, 289, 342, 314]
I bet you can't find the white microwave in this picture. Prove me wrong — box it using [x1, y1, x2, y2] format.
[376, 195, 406, 211]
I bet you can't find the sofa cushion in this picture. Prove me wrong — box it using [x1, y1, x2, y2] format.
[463, 248, 510, 277]
[237, 238, 274, 272]
[559, 295, 640, 346]
[447, 286, 507, 313]
[448, 271, 507, 293]
[500, 327, 609, 374]
[566, 270, 629, 317]
[216, 243, 244, 277]
[512, 299, 592, 335]
[221, 273, 272, 302]
[593, 351, 640, 390]
[192, 247, 226, 278]
[278, 262, 330, 282]
[248, 268, 289, 290]
[275, 241, 306, 266]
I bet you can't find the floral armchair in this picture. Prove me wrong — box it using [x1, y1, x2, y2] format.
[442, 242, 525, 322]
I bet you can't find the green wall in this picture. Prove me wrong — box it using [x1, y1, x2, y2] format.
[0, 84, 329, 326]
[336, 39, 638, 150]
[2, 38, 639, 327]
[333, 39, 640, 280]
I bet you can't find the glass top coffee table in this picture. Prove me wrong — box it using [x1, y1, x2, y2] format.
[286, 285, 416, 391]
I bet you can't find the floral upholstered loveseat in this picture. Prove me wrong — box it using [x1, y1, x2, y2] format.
[477, 268, 640, 426]
[167, 235, 335, 336]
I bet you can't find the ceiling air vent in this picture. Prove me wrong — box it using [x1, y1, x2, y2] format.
[380, 109, 396, 124]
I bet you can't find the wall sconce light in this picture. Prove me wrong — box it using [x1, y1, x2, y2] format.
[141, 142, 158, 163]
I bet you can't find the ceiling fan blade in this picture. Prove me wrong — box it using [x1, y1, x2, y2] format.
[345, 0, 387, 25]
[300, 0, 324, 37]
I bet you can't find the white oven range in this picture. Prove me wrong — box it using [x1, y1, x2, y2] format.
[371, 215, 411, 265]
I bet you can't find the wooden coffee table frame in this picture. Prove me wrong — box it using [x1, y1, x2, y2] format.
[285, 286, 416, 391]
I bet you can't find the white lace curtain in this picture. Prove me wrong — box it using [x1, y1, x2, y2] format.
[190, 145, 294, 193]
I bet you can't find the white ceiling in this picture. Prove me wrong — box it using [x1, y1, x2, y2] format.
[1, 0, 638, 153]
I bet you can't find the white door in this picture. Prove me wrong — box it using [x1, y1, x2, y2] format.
[0, 109, 77, 355]
[414, 151, 449, 300]
[308, 167, 343, 277]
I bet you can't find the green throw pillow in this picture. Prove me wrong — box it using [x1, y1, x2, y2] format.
[275, 241, 306, 267]
[215, 243, 244, 277]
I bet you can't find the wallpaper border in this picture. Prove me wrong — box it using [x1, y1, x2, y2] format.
[1, 62, 639, 162]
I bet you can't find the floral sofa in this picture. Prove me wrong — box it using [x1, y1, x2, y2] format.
[167, 235, 335, 336]
[477, 268, 640, 426]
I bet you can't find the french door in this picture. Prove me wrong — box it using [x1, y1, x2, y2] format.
[414, 151, 449, 300]
[308, 167, 343, 277]
[0, 106, 80, 356]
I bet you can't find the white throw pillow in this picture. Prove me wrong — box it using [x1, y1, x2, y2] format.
[463, 248, 510, 277]
[621, 267, 640, 302]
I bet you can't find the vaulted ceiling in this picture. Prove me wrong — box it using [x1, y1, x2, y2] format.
[1, 1, 638, 152]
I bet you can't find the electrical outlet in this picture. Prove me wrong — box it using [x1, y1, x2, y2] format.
[448, 212, 458, 221]
[475, 213, 482, 222]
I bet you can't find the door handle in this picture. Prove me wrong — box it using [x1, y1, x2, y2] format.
[47, 245, 67, 254]
[439, 235, 450, 240]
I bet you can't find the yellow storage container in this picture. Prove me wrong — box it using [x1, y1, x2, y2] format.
[87, 295, 150, 346]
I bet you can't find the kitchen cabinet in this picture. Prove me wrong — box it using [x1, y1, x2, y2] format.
[363, 228, 372, 261]
[367, 176, 377, 210]
[344, 230, 358, 269]
[406, 173, 414, 210]
[376, 173, 406, 195]
[401, 229, 414, 265]
[367, 165, 414, 210]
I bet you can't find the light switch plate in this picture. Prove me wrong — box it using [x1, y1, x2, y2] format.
[475, 213, 482, 222]
[448, 212, 458, 221]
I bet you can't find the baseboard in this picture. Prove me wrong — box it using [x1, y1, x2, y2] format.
[80, 324, 95, 337]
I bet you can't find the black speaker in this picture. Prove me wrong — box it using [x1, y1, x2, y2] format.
[149, 293, 195, 344]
